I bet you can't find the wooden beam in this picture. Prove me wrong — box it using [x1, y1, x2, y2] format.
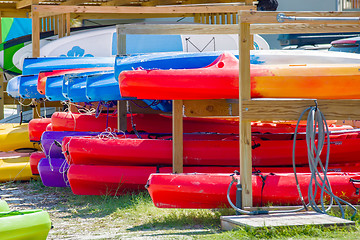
[0, 10, 29, 18]
[32, 10, 40, 58]
[61, 0, 91, 5]
[117, 100, 127, 132]
[71, 13, 184, 19]
[117, 23, 239, 35]
[239, 10, 360, 24]
[242, 99, 360, 121]
[32, 102, 41, 119]
[250, 23, 360, 34]
[16, 0, 32, 9]
[32, 5, 254, 17]
[172, 100, 183, 174]
[239, 15, 252, 208]
[113, 22, 360, 36]
[101, 0, 141, 6]
[183, 99, 237, 116]
[66, 13, 70, 36]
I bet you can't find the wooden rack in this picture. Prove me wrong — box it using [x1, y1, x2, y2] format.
[0, 1, 257, 120]
[118, 10, 360, 209]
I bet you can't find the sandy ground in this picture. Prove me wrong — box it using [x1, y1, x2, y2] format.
[0, 181, 215, 240]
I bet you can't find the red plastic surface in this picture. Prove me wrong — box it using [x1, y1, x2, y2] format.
[64, 130, 360, 167]
[147, 173, 360, 208]
[51, 112, 352, 134]
[29, 151, 46, 175]
[28, 118, 52, 142]
[119, 52, 360, 100]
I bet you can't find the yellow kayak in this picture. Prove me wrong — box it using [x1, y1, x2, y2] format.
[0, 154, 39, 182]
[0, 123, 40, 152]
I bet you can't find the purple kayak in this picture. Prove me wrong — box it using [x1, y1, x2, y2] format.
[38, 158, 70, 187]
[41, 131, 99, 158]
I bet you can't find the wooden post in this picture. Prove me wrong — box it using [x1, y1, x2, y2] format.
[32, 10, 41, 119]
[239, 13, 252, 207]
[172, 100, 183, 173]
[32, 11, 40, 58]
[32, 102, 42, 119]
[194, 14, 201, 23]
[227, 13, 231, 24]
[54, 15, 59, 35]
[66, 13, 71, 36]
[117, 30, 127, 131]
[117, 100, 127, 132]
[0, 14, 3, 120]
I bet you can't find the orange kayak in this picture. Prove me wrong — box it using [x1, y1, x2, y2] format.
[119, 52, 360, 100]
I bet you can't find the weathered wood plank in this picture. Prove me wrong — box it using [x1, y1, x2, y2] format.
[239, 11, 360, 24]
[239, 19, 252, 208]
[32, 5, 254, 16]
[221, 212, 354, 230]
[32, 10, 40, 58]
[183, 99, 235, 116]
[242, 99, 360, 121]
[117, 100, 127, 132]
[117, 23, 239, 35]
[251, 23, 360, 34]
[172, 100, 183, 174]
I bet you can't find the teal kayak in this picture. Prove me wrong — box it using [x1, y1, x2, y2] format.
[0, 207, 51, 240]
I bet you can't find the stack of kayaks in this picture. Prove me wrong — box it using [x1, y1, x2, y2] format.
[58, 116, 357, 196]
[10, 42, 360, 212]
[0, 199, 51, 239]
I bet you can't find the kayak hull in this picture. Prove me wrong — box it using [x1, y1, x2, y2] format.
[119, 52, 360, 100]
[38, 158, 69, 187]
[147, 173, 360, 208]
[28, 118, 52, 142]
[0, 209, 51, 240]
[29, 152, 45, 175]
[64, 130, 360, 167]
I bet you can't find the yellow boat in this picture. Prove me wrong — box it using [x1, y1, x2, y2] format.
[0, 123, 40, 152]
[0, 154, 39, 182]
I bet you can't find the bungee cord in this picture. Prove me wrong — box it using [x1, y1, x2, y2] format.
[227, 102, 357, 219]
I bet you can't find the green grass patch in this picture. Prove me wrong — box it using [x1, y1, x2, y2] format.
[7, 180, 360, 239]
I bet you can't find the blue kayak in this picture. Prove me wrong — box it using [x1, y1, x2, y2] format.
[19, 74, 45, 99]
[6, 76, 21, 99]
[22, 57, 115, 75]
[86, 71, 120, 102]
[67, 70, 113, 103]
[45, 75, 67, 101]
[114, 51, 240, 82]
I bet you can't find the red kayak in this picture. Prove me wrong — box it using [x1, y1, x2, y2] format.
[29, 151, 46, 175]
[28, 118, 52, 142]
[119, 52, 360, 100]
[51, 112, 242, 133]
[147, 172, 360, 208]
[37, 67, 113, 94]
[63, 130, 360, 167]
[67, 165, 239, 195]
[51, 111, 352, 134]
[68, 164, 360, 196]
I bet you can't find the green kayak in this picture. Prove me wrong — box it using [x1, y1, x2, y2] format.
[0, 207, 51, 240]
[0, 199, 10, 211]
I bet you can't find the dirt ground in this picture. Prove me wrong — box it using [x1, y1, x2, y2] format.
[0, 181, 216, 240]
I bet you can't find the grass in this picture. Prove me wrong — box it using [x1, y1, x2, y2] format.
[4, 179, 360, 239]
